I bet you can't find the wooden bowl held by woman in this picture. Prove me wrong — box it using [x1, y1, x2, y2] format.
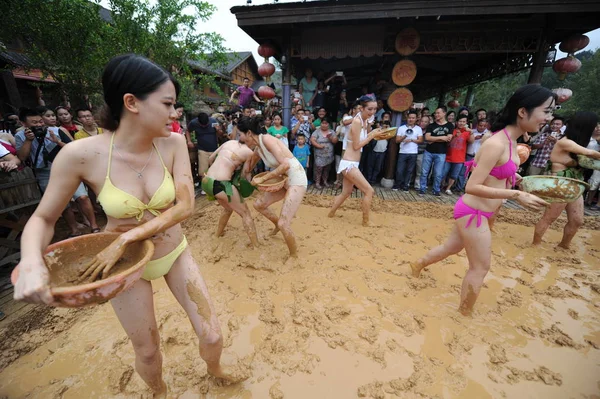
[520, 176, 589, 203]
[252, 172, 287, 192]
[517, 144, 531, 165]
[577, 154, 600, 170]
[376, 127, 397, 140]
[11, 233, 154, 308]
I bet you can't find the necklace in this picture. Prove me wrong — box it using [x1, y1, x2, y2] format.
[113, 144, 154, 179]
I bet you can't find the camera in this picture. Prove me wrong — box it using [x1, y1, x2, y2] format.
[31, 126, 47, 139]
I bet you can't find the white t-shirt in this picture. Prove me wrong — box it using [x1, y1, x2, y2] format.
[467, 128, 488, 156]
[397, 125, 423, 154]
[373, 134, 389, 153]
[587, 137, 600, 151]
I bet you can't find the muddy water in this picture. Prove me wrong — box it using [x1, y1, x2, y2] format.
[1, 195, 599, 398]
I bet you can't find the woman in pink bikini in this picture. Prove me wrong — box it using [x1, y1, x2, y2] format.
[410, 85, 553, 316]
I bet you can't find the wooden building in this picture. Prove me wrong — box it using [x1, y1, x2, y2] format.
[232, 0, 600, 113]
[231, 0, 600, 183]
[188, 51, 262, 104]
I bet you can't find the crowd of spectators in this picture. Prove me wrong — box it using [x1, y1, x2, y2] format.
[3, 72, 600, 238]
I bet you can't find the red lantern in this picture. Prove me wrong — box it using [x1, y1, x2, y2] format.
[552, 88, 573, 104]
[258, 44, 276, 59]
[258, 62, 276, 77]
[559, 34, 590, 54]
[553, 56, 582, 80]
[447, 100, 460, 108]
[258, 86, 276, 100]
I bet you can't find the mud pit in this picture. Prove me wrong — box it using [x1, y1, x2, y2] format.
[1, 195, 599, 398]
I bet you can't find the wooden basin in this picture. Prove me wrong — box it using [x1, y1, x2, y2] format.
[12, 233, 154, 308]
[520, 175, 588, 203]
[253, 172, 287, 192]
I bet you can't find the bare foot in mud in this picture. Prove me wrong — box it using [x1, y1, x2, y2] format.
[270, 227, 279, 236]
[284, 254, 299, 267]
[152, 382, 168, 399]
[208, 364, 250, 384]
[327, 210, 336, 218]
[362, 218, 370, 227]
[458, 306, 473, 317]
[410, 260, 424, 278]
[556, 243, 572, 251]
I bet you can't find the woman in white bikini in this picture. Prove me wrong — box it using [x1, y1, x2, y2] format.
[328, 95, 385, 225]
[237, 116, 307, 258]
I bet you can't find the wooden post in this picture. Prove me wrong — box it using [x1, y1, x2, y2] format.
[282, 44, 293, 129]
[465, 86, 474, 107]
[0, 70, 22, 112]
[528, 25, 548, 84]
[381, 112, 402, 187]
[437, 88, 445, 108]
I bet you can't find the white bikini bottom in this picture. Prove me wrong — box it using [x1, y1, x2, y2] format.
[286, 158, 308, 188]
[337, 159, 360, 174]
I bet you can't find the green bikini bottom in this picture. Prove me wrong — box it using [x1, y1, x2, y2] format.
[201, 170, 255, 202]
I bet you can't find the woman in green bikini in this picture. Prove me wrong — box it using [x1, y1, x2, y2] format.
[533, 111, 600, 248]
[202, 140, 259, 247]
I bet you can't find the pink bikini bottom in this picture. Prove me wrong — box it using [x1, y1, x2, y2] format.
[453, 196, 495, 228]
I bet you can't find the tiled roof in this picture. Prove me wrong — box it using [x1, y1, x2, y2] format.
[0, 50, 31, 67]
[188, 51, 256, 78]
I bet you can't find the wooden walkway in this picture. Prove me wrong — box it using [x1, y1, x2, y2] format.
[305, 184, 600, 216]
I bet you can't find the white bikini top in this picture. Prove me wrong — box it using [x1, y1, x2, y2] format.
[346, 113, 370, 152]
[258, 134, 279, 168]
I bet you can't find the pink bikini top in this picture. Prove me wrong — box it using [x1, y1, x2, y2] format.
[464, 129, 518, 187]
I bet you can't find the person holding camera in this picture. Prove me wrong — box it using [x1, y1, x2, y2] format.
[15, 108, 100, 237]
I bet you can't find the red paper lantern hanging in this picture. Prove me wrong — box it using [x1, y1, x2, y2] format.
[258, 86, 276, 100]
[559, 34, 590, 54]
[552, 88, 573, 104]
[258, 43, 276, 59]
[258, 62, 276, 78]
[553, 56, 582, 80]
[447, 100, 460, 108]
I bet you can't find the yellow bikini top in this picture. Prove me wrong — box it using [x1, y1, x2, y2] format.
[97, 134, 175, 221]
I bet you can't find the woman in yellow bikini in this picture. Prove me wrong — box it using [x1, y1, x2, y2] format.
[12, 55, 242, 397]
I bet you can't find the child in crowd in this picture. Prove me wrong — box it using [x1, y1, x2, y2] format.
[293, 134, 311, 177]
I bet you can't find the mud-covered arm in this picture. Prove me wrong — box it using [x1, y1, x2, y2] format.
[556, 139, 600, 159]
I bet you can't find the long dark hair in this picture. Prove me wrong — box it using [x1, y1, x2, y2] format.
[491, 84, 556, 132]
[237, 116, 267, 135]
[100, 54, 180, 131]
[564, 111, 599, 158]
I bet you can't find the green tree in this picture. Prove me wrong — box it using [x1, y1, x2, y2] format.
[0, 0, 228, 107]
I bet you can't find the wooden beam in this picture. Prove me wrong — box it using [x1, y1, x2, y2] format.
[232, 1, 600, 27]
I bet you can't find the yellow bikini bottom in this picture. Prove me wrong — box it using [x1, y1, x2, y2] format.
[141, 236, 188, 281]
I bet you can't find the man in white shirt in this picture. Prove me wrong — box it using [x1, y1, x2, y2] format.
[393, 110, 423, 191]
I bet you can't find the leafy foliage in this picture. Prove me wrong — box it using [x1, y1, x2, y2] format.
[0, 0, 228, 107]
[423, 49, 600, 117]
